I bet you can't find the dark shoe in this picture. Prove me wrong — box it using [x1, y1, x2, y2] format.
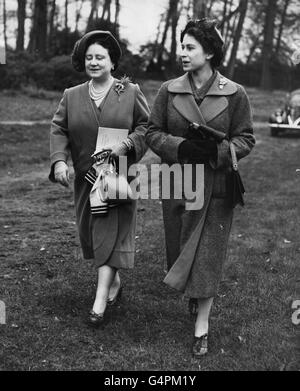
[107, 285, 123, 306]
[188, 298, 198, 316]
[87, 310, 105, 328]
[192, 334, 208, 358]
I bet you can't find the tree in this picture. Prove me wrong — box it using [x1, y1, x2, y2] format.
[2, 0, 7, 52]
[219, 0, 241, 51]
[260, 0, 277, 89]
[65, 0, 69, 31]
[75, 0, 84, 32]
[16, 0, 26, 51]
[156, 6, 172, 69]
[246, 30, 262, 64]
[28, 0, 48, 56]
[193, 0, 207, 18]
[101, 0, 112, 22]
[86, 0, 100, 32]
[275, 0, 291, 55]
[64, 0, 69, 50]
[169, 0, 180, 69]
[48, 0, 56, 52]
[226, 0, 249, 79]
[114, 0, 120, 35]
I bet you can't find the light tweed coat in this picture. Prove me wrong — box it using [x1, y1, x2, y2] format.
[49, 79, 149, 269]
[146, 72, 255, 298]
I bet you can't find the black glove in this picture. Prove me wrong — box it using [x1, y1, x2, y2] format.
[178, 139, 217, 164]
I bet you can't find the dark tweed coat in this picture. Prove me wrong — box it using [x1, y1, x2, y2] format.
[146, 72, 255, 298]
[49, 79, 149, 269]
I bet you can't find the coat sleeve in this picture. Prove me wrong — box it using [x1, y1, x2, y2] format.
[49, 89, 70, 182]
[146, 83, 185, 163]
[127, 84, 150, 163]
[210, 85, 255, 170]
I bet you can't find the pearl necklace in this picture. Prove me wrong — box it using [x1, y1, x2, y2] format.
[89, 78, 114, 101]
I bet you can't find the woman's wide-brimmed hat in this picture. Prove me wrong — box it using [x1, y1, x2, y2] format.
[71, 30, 122, 72]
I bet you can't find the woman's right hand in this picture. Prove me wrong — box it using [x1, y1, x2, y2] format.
[178, 139, 217, 164]
[54, 161, 69, 187]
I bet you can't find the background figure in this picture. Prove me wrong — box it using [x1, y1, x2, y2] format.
[146, 19, 255, 358]
[49, 30, 149, 327]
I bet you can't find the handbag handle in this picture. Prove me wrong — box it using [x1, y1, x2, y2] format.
[229, 142, 238, 172]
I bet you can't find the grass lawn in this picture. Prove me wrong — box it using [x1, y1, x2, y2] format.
[0, 80, 289, 122]
[0, 82, 299, 371]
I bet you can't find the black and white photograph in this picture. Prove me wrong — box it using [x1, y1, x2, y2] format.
[0, 0, 299, 374]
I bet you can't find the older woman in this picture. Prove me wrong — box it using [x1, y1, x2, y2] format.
[49, 30, 149, 327]
[146, 19, 255, 357]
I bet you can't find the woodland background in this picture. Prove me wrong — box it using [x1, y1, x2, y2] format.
[0, 0, 299, 91]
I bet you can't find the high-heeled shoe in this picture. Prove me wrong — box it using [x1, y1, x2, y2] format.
[87, 310, 105, 328]
[107, 285, 123, 306]
[188, 298, 198, 316]
[192, 334, 208, 358]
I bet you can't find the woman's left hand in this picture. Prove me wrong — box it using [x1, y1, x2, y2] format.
[110, 141, 129, 159]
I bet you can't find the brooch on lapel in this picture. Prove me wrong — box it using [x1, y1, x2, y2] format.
[114, 75, 131, 101]
[219, 77, 228, 90]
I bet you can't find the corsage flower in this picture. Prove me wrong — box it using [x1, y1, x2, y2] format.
[114, 75, 131, 100]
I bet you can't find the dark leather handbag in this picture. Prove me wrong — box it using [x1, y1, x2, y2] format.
[226, 142, 245, 208]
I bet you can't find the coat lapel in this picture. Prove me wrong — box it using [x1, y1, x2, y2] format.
[173, 94, 206, 125]
[82, 81, 100, 128]
[168, 72, 238, 125]
[81, 79, 119, 128]
[200, 96, 228, 123]
[168, 73, 205, 125]
[200, 72, 237, 123]
[97, 79, 119, 126]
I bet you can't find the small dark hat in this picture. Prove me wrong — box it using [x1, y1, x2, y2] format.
[71, 30, 122, 72]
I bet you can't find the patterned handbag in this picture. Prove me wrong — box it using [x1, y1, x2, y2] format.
[99, 157, 133, 204]
[85, 151, 133, 217]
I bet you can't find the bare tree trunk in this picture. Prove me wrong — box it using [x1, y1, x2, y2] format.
[219, 0, 241, 34]
[101, 0, 112, 22]
[65, 0, 68, 30]
[28, 0, 48, 56]
[151, 12, 164, 61]
[2, 0, 7, 52]
[221, 0, 228, 34]
[223, 0, 233, 45]
[170, 0, 179, 69]
[156, 7, 172, 69]
[207, 0, 215, 15]
[260, 0, 277, 89]
[246, 33, 261, 64]
[17, 0, 27, 51]
[275, 0, 290, 55]
[107, 0, 111, 21]
[75, 0, 84, 32]
[226, 0, 248, 79]
[48, 0, 56, 52]
[64, 0, 69, 52]
[193, 0, 207, 18]
[114, 0, 120, 35]
[86, 0, 99, 32]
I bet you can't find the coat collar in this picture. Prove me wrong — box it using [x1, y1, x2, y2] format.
[169, 72, 237, 125]
[168, 71, 237, 96]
